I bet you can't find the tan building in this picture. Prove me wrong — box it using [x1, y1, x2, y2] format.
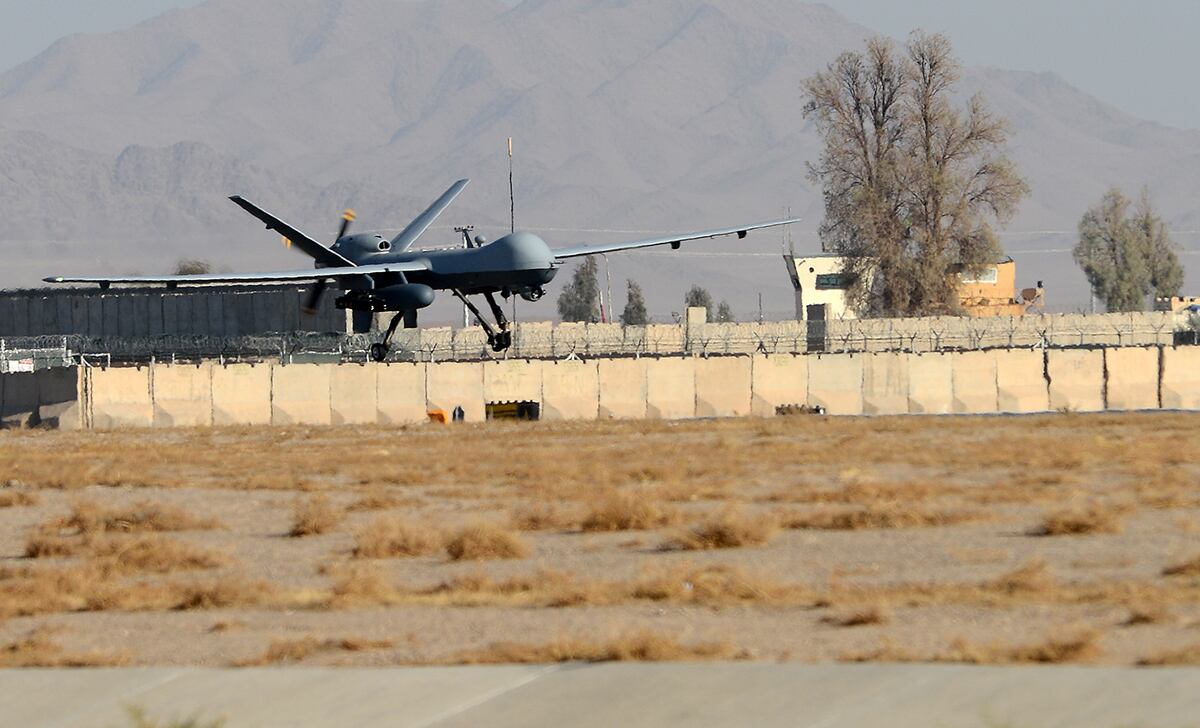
[785, 255, 1044, 320]
[1155, 296, 1200, 313]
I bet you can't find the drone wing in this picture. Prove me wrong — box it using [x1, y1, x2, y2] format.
[44, 261, 429, 287]
[229, 196, 355, 268]
[551, 218, 801, 260]
[391, 179, 470, 252]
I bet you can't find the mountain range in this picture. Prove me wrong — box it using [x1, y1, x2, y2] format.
[2, 0, 1199, 319]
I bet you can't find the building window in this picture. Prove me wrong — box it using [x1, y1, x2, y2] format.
[815, 273, 848, 290]
[960, 267, 998, 284]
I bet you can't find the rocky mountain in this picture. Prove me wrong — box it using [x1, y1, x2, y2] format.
[1, 0, 1198, 317]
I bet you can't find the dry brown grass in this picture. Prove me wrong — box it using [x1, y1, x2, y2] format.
[945, 629, 1102, 664]
[1162, 554, 1200, 577]
[782, 504, 985, 530]
[1138, 644, 1200, 666]
[352, 516, 444, 559]
[53, 499, 221, 535]
[841, 630, 1102, 665]
[0, 627, 130, 667]
[450, 631, 742, 664]
[347, 489, 421, 512]
[662, 507, 778, 550]
[234, 636, 393, 666]
[445, 522, 531, 561]
[287, 494, 342, 537]
[821, 605, 891, 627]
[0, 490, 37, 508]
[580, 490, 679, 532]
[88, 536, 229, 574]
[1122, 604, 1172, 626]
[510, 503, 582, 532]
[1028, 503, 1130, 536]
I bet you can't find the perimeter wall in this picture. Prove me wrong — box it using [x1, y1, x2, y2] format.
[4, 346, 1197, 429]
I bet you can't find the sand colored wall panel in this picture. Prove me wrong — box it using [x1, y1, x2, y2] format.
[1046, 349, 1104, 412]
[750, 355, 808, 416]
[1161, 347, 1200, 409]
[994, 349, 1049, 413]
[271, 364, 332, 426]
[862, 352, 909, 415]
[377, 363, 427, 424]
[34, 368, 84, 430]
[951, 351, 997, 414]
[89, 366, 153, 429]
[329, 365, 378, 425]
[211, 364, 272, 426]
[645, 357, 696, 420]
[1105, 347, 1159, 411]
[906, 354, 953, 414]
[694, 356, 752, 418]
[598, 358, 648, 419]
[807, 354, 863, 415]
[152, 363, 213, 427]
[426, 361, 484, 422]
[541, 360, 600, 420]
[483, 360, 543, 405]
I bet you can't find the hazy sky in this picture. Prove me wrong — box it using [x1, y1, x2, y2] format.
[0, 0, 1196, 129]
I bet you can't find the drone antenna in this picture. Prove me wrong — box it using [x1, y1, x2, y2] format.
[508, 137, 516, 234]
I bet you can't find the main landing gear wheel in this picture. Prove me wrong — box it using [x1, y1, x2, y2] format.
[490, 330, 512, 352]
[369, 343, 389, 363]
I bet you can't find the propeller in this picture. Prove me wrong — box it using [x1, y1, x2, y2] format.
[303, 209, 356, 315]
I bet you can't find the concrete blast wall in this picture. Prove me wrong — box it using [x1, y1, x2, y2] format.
[9, 345, 1200, 430]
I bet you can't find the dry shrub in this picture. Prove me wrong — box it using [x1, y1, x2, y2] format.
[208, 620, 245, 633]
[24, 533, 81, 558]
[451, 631, 741, 665]
[352, 516, 443, 559]
[510, 503, 581, 532]
[326, 563, 398, 608]
[89, 536, 228, 574]
[1139, 644, 1200, 666]
[418, 569, 606, 608]
[0, 491, 37, 508]
[445, 522, 530, 561]
[0, 627, 129, 667]
[1162, 554, 1200, 577]
[55, 499, 221, 535]
[347, 489, 420, 512]
[630, 564, 797, 607]
[945, 629, 1101, 664]
[782, 504, 984, 530]
[821, 605, 890, 627]
[234, 636, 393, 667]
[580, 490, 678, 532]
[1122, 605, 1172, 626]
[1028, 503, 1129, 536]
[662, 507, 778, 550]
[288, 494, 342, 537]
[170, 578, 277, 611]
[986, 558, 1056, 596]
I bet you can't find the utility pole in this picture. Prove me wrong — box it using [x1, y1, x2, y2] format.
[758, 292, 764, 324]
[603, 254, 614, 325]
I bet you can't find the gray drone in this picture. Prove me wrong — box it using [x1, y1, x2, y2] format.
[47, 179, 798, 361]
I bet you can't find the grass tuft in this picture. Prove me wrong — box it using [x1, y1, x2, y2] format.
[352, 516, 444, 559]
[0, 490, 38, 508]
[234, 636, 393, 667]
[1162, 554, 1200, 577]
[287, 494, 341, 537]
[445, 522, 531, 561]
[580, 491, 678, 532]
[662, 507, 778, 550]
[450, 630, 743, 664]
[1028, 503, 1129, 536]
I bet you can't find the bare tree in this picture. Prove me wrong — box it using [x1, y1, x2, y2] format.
[1074, 188, 1183, 311]
[803, 32, 1028, 317]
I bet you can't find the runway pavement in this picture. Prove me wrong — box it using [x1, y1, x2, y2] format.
[3, 662, 1198, 727]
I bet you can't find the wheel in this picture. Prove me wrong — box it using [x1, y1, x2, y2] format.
[369, 343, 388, 362]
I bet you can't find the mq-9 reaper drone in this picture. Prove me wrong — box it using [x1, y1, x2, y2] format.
[47, 180, 799, 361]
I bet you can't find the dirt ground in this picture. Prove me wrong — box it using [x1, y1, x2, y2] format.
[1, 412, 1198, 667]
